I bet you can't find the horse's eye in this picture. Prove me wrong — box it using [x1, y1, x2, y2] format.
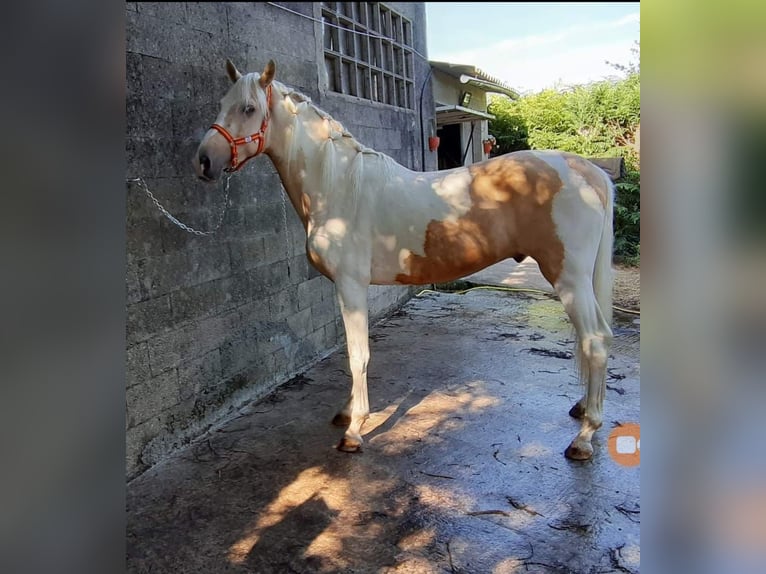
[244, 105, 255, 115]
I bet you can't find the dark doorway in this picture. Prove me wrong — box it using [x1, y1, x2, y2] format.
[437, 123, 462, 170]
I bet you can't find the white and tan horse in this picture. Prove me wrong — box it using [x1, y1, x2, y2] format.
[195, 60, 614, 460]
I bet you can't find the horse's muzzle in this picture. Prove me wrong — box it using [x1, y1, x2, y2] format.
[199, 153, 211, 177]
[194, 151, 218, 182]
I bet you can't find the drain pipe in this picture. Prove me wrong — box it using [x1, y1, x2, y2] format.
[419, 66, 434, 172]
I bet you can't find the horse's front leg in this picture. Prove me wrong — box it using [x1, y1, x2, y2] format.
[332, 275, 371, 452]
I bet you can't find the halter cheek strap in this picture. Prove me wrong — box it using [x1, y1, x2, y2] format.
[210, 84, 272, 172]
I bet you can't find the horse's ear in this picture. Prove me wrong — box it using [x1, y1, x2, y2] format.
[259, 59, 276, 88]
[226, 59, 242, 83]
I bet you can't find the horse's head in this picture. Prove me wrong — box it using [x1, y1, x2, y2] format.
[194, 59, 276, 181]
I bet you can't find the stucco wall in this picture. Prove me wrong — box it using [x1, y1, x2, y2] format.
[432, 69, 489, 112]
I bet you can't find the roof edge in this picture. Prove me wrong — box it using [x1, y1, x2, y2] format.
[430, 60, 520, 99]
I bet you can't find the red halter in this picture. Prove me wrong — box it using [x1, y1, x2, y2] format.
[210, 84, 272, 172]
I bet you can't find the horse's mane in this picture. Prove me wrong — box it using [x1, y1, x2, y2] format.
[257, 77, 398, 217]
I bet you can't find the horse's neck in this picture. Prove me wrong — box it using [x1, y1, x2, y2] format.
[267, 105, 354, 226]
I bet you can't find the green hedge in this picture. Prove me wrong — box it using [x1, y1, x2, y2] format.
[488, 68, 640, 264]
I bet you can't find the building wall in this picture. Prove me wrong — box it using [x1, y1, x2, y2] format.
[125, 2, 435, 479]
[432, 69, 489, 112]
[457, 121, 482, 165]
[432, 69, 491, 166]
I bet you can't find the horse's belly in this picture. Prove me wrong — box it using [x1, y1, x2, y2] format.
[370, 228, 509, 286]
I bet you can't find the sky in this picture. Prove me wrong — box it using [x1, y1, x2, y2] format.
[425, 2, 640, 94]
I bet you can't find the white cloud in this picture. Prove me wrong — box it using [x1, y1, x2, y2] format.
[431, 12, 640, 93]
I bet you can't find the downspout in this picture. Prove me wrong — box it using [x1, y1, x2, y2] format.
[419, 66, 434, 172]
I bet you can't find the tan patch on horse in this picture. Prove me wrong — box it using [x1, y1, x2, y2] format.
[396, 152, 566, 286]
[307, 247, 333, 279]
[300, 193, 311, 224]
[563, 153, 609, 208]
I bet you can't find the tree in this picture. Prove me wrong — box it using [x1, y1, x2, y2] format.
[487, 44, 640, 263]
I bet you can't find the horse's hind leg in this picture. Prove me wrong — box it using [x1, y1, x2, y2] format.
[556, 276, 613, 460]
[333, 275, 371, 452]
[568, 356, 589, 420]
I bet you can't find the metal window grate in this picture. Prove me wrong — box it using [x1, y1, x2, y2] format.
[322, 2, 415, 109]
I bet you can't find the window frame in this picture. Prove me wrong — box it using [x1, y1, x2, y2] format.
[319, 2, 416, 110]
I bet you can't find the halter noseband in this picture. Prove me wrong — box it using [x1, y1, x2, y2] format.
[210, 84, 272, 172]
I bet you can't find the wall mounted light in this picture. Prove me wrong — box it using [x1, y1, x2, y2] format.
[459, 91, 472, 107]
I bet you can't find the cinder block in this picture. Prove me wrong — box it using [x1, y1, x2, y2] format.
[228, 237, 267, 272]
[127, 216, 164, 261]
[244, 200, 284, 237]
[126, 137, 158, 180]
[297, 276, 326, 310]
[158, 215, 212, 257]
[270, 346, 290, 379]
[311, 298, 337, 330]
[126, 266, 144, 305]
[266, 284, 299, 320]
[238, 292, 275, 324]
[286, 307, 313, 339]
[186, 2, 228, 35]
[261, 234, 292, 267]
[127, 342, 151, 389]
[126, 368, 180, 428]
[294, 330, 324, 369]
[324, 321, 340, 347]
[126, 294, 172, 345]
[286, 255, 309, 285]
[126, 415, 162, 478]
[141, 55, 194, 101]
[178, 349, 222, 398]
[170, 279, 229, 324]
[185, 27, 225, 71]
[148, 309, 240, 373]
[248, 260, 290, 297]
[219, 336, 260, 379]
[126, 52, 143, 94]
[126, 11, 161, 58]
[137, 243, 231, 298]
[276, 2, 315, 18]
[137, 2, 188, 25]
[218, 274, 253, 309]
[226, 2, 275, 46]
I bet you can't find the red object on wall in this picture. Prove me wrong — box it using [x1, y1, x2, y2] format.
[428, 136, 440, 152]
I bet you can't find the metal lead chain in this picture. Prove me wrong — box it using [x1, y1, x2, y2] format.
[127, 174, 233, 236]
[280, 184, 292, 277]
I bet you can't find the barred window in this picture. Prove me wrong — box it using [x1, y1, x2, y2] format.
[322, 2, 415, 109]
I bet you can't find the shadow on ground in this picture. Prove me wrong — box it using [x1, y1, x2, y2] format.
[127, 288, 640, 574]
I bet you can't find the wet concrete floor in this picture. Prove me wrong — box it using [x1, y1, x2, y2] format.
[127, 272, 640, 574]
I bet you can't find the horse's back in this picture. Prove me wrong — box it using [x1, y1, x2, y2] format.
[365, 150, 610, 287]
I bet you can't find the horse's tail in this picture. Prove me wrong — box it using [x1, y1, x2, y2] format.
[593, 171, 614, 332]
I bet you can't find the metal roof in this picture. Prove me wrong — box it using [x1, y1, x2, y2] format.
[430, 61, 520, 99]
[435, 105, 495, 126]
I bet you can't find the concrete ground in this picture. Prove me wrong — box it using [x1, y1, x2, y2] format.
[127, 261, 640, 574]
[464, 258, 556, 295]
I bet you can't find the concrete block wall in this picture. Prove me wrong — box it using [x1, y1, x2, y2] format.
[126, 2, 436, 479]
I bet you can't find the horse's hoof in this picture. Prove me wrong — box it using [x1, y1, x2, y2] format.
[569, 402, 586, 419]
[564, 442, 593, 460]
[332, 413, 351, 427]
[337, 436, 363, 453]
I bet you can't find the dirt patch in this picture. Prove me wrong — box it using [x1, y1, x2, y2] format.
[613, 264, 640, 312]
